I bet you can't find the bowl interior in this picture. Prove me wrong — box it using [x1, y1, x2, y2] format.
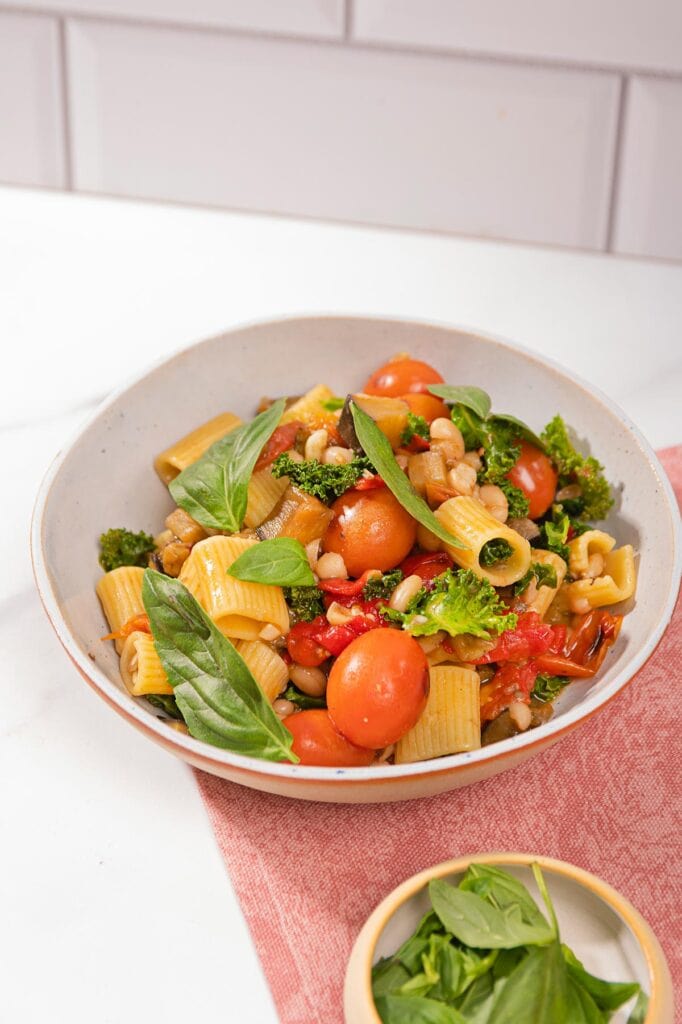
[374, 861, 651, 1022]
[35, 315, 680, 780]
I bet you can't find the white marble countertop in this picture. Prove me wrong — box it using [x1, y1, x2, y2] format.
[1, 186, 680, 1024]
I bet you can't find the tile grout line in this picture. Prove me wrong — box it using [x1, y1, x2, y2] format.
[605, 74, 630, 253]
[2, 2, 682, 81]
[57, 16, 74, 191]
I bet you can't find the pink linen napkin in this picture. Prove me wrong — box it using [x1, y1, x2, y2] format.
[196, 445, 682, 1024]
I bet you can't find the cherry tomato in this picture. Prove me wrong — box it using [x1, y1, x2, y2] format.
[286, 620, 328, 667]
[506, 441, 558, 520]
[327, 629, 429, 748]
[399, 551, 453, 581]
[283, 710, 375, 767]
[322, 488, 417, 577]
[401, 393, 450, 424]
[363, 358, 444, 397]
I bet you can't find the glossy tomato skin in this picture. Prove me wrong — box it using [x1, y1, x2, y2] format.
[400, 393, 450, 424]
[327, 629, 429, 748]
[283, 710, 375, 766]
[322, 488, 417, 577]
[363, 358, 444, 397]
[506, 441, 558, 520]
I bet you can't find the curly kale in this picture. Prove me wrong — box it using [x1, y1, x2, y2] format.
[271, 452, 371, 503]
[531, 674, 570, 703]
[284, 585, 325, 623]
[534, 505, 571, 562]
[513, 562, 559, 596]
[99, 528, 155, 572]
[401, 412, 430, 446]
[449, 404, 531, 518]
[362, 569, 403, 601]
[479, 539, 514, 567]
[385, 569, 517, 639]
[540, 415, 613, 520]
[146, 694, 184, 720]
[282, 685, 327, 710]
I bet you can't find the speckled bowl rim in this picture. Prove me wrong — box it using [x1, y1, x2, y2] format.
[31, 314, 682, 788]
[346, 852, 674, 1024]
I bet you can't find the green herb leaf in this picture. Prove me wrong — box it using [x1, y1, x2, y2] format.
[283, 585, 325, 623]
[388, 569, 516, 640]
[429, 385, 492, 420]
[429, 879, 554, 949]
[562, 946, 641, 1012]
[490, 413, 545, 451]
[401, 412, 430, 446]
[372, 959, 413, 999]
[145, 693, 183, 720]
[99, 527, 155, 572]
[169, 399, 285, 531]
[459, 864, 552, 936]
[363, 569, 403, 600]
[532, 674, 570, 703]
[497, 479, 530, 519]
[320, 396, 345, 411]
[374, 994, 468, 1024]
[350, 403, 466, 549]
[282, 685, 326, 710]
[627, 989, 650, 1023]
[540, 415, 613, 520]
[480, 539, 514, 567]
[142, 569, 297, 762]
[271, 451, 371, 503]
[227, 537, 315, 587]
[513, 562, 558, 596]
[487, 943, 568, 1023]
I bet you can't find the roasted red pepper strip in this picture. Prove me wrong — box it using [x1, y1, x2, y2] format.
[474, 612, 566, 665]
[101, 613, 151, 642]
[254, 421, 303, 471]
[318, 570, 375, 598]
[532, 654, 594, 678]
[480, 662, 539, 724]
[399, 551, 453, 581]
[286, 605, 386, 665]
[353, 475, 386, 491]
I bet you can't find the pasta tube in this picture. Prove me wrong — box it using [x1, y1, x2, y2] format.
[525, 549, 567, 618]
[435, 496, 531, 586]
[244, 468, 289, 530]
[279, 385, 339, 430]
[179, 536, 289, 641]
[395, 666, 481, 763]
[154, 412, 242, 485]
[234, 640, 288, 703]
[566, 545, 637, 610]
[96, 566, 145, 653]
[568, 530, 616, 578]
[120, 630, 173, 696]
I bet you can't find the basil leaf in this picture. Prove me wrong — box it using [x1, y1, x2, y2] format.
[429, 384, 492, 420]
[372, 959, 412, 999]
[350, 403, 466, 550]
[227, 537, 315, 587]
[627, 989, 649, 1024]
[283, 685, 326, 710]
[169, 399, 285, 531]
[459, 864, 551, 936]
[562, 946, 641, 1011]
[429, 880, 553, 948]
[320, 396, 345, 411]
[487, 943, 569, 1023]
[374, 994, 467, 1024]
[565, 977, 610, 1023]
[142, 569, 297, 762]
[490, 413, 545, 451]
[145, 693, 183, 720]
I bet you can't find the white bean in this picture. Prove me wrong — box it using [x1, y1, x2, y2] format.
[316, 552, 348, 579]
[322, 446, 354, 465]
[584, 553, 605, 579]
[388, 574, 423, 613]
[305, 539, 321, 569]
[259, 623, 282, 642]
[478, 483, 509, 523]
[273, 698, 296, 719]
[509, 700, 532, 732]
[447, 462, 477, 496]
[289, 663, 327, 697]
[304, 428, 328, 462]
[326, 601, 355, 626]
[430, 418, 461, 441]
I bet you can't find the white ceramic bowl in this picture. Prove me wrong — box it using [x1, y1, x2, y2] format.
[31, 316, 681, 803]
[343, 853, 674, 1023]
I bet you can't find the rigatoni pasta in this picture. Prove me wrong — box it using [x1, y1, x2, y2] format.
[120, 631, 173, 696]
[395, 666, 480, 763]
[435, 496, 531, 586]
[154, 411, 242, 484]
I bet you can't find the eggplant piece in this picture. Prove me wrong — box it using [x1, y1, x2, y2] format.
[481, 698, 554, 746]
[338, 393, 410, 451]
[256, 485, 333, 545]
[338, 395, 362, 451]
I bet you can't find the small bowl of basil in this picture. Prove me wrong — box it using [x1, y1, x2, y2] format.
[343, 853, 673, 1024]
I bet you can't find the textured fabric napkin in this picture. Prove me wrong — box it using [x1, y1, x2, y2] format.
[196, 445, 681, 1024]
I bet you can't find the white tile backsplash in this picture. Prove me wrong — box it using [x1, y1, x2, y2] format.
[612, 77, 682, 261]
[0, 12, 66, 188]
[0, 0, 344, 38]
[353, 0, 682, 74]
[67, 20, 619, 250]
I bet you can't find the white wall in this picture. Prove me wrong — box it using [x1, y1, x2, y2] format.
[1, 0, 681, 260]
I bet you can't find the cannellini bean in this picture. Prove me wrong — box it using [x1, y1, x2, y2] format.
[304, 429, 329, 462]
[305, 539, 321, 569]
[462, 450, 483, 472]
[288, 663, 327, 697]
[430, 418, 461, 442]
[326, 601, 355, 626]
[273, 698, 296, 719]
[259, 623, 282, 642]
[432, 438, 466, 467]
[447, 462, 477, 496]
[509, 701, 532, 732]
[388, 574, 423, 613]
[584, 553, 605, 579]
[322, 446, 354, 465]
[284, 448, 304, 463]
[395, 453, 409, 471]
[478, 483, 509, 523]
[315, 552, 348, 579]
[570, 595, 592, 615]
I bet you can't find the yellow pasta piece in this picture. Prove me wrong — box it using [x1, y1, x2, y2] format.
[96, 566, 145, 653]
[435, 496, 531, 586]
[119, 630, 173, 695]
[234, 639, 288, 703]
[568, 530, 616, 578]
[566, 544, 637, 610]
[279, 385, 339, 430]
[154, 412, 242, 484]
[396, 666, 481, 763]
[179, 536, 289, 641]
[244, 468, 290, 529]
[525, 549, 567, 618]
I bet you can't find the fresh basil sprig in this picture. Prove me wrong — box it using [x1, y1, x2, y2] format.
[350, 403, 466, 550]
[227, 537, 315, 587]
[142, 569, 297, 762]
[169, 399, 285, 532]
